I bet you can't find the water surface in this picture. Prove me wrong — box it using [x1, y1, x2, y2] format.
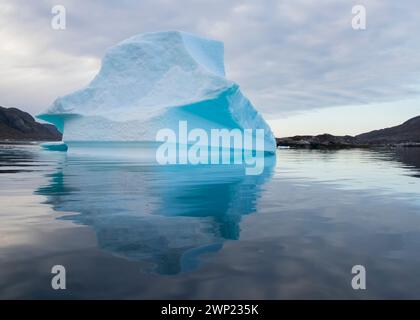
[1, 144, 420, 299]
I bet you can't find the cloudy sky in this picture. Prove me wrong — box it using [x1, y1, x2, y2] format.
[1, 0, 419, 136]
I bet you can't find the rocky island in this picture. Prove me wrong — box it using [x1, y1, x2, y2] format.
[0, 106, 61, 141]
[277, 115, 420, 148]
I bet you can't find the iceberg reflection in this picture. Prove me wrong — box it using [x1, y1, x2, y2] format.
[36, 146, 275, 274]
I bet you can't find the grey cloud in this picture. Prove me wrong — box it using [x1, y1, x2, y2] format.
[0, 0, 419, 118]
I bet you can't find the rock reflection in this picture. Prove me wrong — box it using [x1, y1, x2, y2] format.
[389, 147, 420, 177]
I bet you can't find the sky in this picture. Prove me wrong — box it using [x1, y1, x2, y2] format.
[0, 0, 419, 137]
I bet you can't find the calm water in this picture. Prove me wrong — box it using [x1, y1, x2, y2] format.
[1, 144, 420, 299]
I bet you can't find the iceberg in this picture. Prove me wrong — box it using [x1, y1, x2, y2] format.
[37, 31, 276, 153]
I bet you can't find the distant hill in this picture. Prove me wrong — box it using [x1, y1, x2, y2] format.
[356, 116, 420, 144]
[0, 106, 61, 141]
[277, 115, 420, 148]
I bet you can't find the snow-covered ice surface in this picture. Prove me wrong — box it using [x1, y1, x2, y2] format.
[38, 31, 276, 152]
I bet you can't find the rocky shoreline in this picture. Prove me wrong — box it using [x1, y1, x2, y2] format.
[277, 116, 420, 149]
[276, 134, 366, 149]
[276, 135, 420, 149]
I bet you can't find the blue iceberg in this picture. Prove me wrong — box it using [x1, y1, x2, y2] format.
[37, 31, 276, 153]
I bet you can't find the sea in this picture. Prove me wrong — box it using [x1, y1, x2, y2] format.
[1, 143, 420, 299]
